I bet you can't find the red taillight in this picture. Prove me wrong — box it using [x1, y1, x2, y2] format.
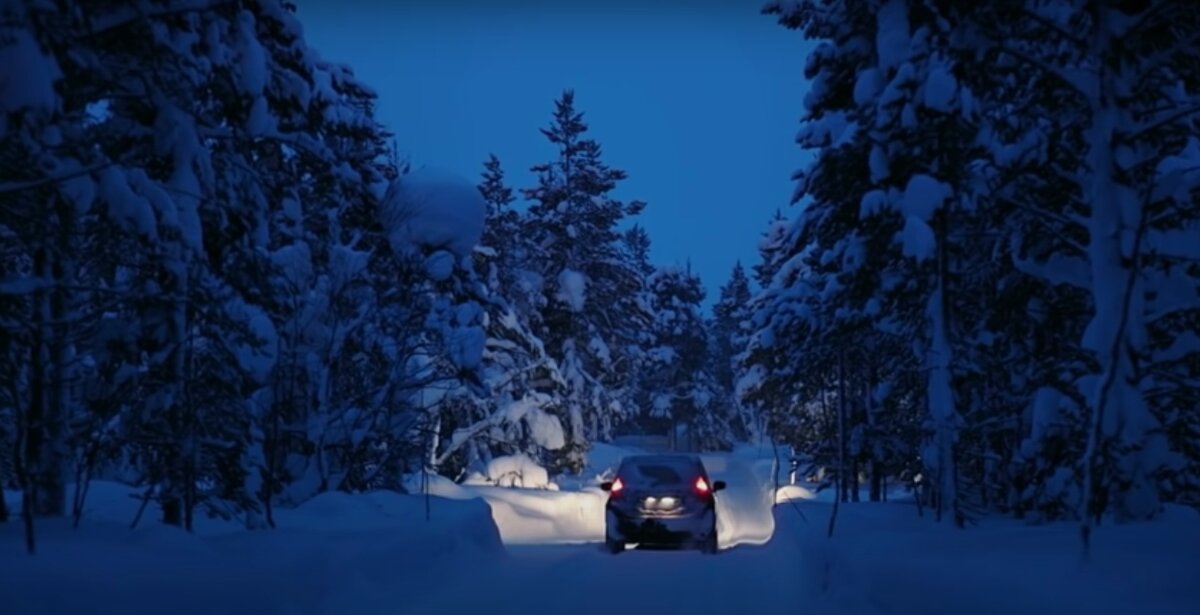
[694, 477, 710, 495]
[611, 477, 625, 495]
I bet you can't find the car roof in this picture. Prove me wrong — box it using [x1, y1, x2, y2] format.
[618, 454, 704, 465]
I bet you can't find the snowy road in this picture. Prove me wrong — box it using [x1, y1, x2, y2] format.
[406, 539, 808, 615]
[402, 452, 817, 615]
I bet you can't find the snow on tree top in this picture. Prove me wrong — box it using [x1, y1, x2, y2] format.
[382, 167, 485, 258]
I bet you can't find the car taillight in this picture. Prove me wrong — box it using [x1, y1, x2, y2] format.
[611, 477, 625, 495]
[694, 477, 710, 496]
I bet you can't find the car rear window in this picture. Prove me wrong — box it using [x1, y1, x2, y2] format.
[618, 458, 701, 488]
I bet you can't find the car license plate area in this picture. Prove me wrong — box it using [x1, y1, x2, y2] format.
[640, 495, 683, 515]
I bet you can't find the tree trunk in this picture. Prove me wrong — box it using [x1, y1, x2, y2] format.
[866, 358, 881, 503]
[850, 454, 860, 502]
[71, 449, 94, 529]
[21, 488, 36, 553]
[157, 253, 191, 528]
[870, 460, 883, 502]
[928, 208, 960, 526]
[837, 353, 848, 504]
[184, 279, 198, 533]
[25, 242, 51, 526]
[42, 195, 77, 520]
[1077, 9, 1156, 556]
[161, 497, 182, 527]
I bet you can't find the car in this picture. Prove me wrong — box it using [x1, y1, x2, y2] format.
[600, 454, 726, 554]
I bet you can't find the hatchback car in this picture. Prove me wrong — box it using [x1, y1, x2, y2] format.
[600, 454, 726, 553]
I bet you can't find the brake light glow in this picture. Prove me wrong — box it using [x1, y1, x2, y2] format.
[694, 477, 710, 494]
[611, 477, 624, 494]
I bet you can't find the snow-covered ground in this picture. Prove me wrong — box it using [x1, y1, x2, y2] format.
[412, 483, 1200, 615]
[3, 445, 1198, 614]
[776, 496, 1200, 614]
[0, 485, 506, 615]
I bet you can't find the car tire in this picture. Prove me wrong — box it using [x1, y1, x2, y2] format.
[701, 528, 718, 554]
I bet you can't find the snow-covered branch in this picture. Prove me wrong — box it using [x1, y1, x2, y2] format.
[993, 42, 1090, 97]
[1130, 102, 1200, 139]
[0, 161, 117, 196]
[85, 0, 238, 37]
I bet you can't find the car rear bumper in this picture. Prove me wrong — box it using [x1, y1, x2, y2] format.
[606, 506, 715, 545]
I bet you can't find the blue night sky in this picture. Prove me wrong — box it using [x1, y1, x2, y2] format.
[298, 0, 812, 306]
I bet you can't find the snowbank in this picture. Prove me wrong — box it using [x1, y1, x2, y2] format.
[775, 484, 818, 503]
[483, 454, 554, 489]
[700, 453, 776, 548]
[777, 499, 1200, 614]
[414, 472, 607, 544]
[0, 482, 505, 615]
[550, 441, 636, 491]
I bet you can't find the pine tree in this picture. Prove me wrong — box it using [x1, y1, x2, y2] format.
[0, 1, 398, 539]
[761, 0, 1006, 519]
[711, 262, 754, 439]
[642, 266, 728, 451]
[417, 155, 571, 480]
[622, 225, 655, 278]
[752, 210, 791, 289]
[966, 0, 1200, 530]
[522, 90, 651, 472]
[762, 0, 1200, 532]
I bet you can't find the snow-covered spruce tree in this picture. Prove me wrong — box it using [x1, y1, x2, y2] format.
[522, 90, 651, 473]
[407, 157, 572, 484]
[318, 167, 486, 495]
[474, 156, 570, 475]
[0, 2, 132, 529]
[0, 1, 273, 532]
[752, 210, 792, 289]
[735, 212, 802, 450]
[843, 0, 991, 524]
[639, 266, 728, 451]
[736, 210, 832, 460]
[965, 1, 1200, 529]
[257, 43, 412, 506]
[944, 5, 1097, 521]
[478, 154, 524, 304]
[751, 0, 916, 506]
[126, 2, 407, 526]
[0, 1, 401, 536]
[710, 262, 754, 440]
[621, 225, 656, 278]
[738, 197, 925, 503]
[764, 0, 1040, 519]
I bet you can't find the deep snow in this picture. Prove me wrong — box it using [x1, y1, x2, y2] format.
[0, 485, 505, 615]
[3, 446, 1198, 614]
[411, 483, 1200, 615]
